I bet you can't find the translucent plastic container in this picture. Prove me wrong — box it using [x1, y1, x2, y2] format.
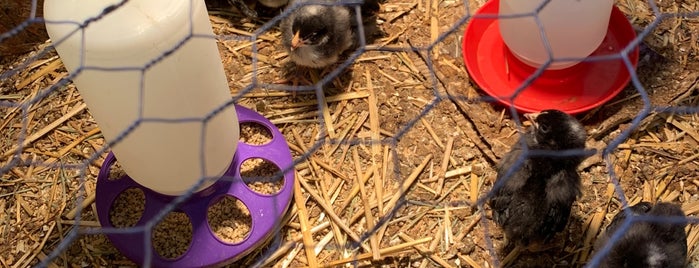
[44, 0, 239, 195]
[499, 0, 614, 70]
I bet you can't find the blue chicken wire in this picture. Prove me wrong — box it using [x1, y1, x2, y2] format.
[1, 0, 699, 267]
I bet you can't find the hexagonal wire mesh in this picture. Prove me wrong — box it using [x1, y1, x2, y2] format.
[1, 0, 699, 267]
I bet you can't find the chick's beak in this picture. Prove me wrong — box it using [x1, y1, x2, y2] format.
[291, 31, 304, 51]
[524, 112, 540, 129]
[524, 112, 540, 122]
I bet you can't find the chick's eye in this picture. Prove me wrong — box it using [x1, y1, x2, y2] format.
[305, 31, 320, 42]
[538, 124, 551, 133]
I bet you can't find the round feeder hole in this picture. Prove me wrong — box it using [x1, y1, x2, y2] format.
[107, 161, 127, 181]
[240, 158, 284, 195]
[207, 195, 252, 244]
[109, 188, 145, 228]
[152, 211, 192, 260]
[239, 122, 273, 145]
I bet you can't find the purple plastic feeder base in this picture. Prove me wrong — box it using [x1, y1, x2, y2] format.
[95, 105, 294, 268]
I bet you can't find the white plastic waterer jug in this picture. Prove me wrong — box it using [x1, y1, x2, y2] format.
[499, 0, 614, 70]
[44, 0, 239, 195]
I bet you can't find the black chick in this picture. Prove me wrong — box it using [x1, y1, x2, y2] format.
[489, 109, 588, 249]
[594, 202, 688, 268]
[280, 0, 379, 68]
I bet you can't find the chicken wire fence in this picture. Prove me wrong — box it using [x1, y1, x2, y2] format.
[1, 0, 699, 267]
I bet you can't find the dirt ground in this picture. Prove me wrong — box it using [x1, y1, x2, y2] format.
[1, 0, 699, 267]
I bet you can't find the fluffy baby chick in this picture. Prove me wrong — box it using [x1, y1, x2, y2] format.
[594, 202, 687, 268]
[489, 109, 588, 250]
[280, 0, 379, 68]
